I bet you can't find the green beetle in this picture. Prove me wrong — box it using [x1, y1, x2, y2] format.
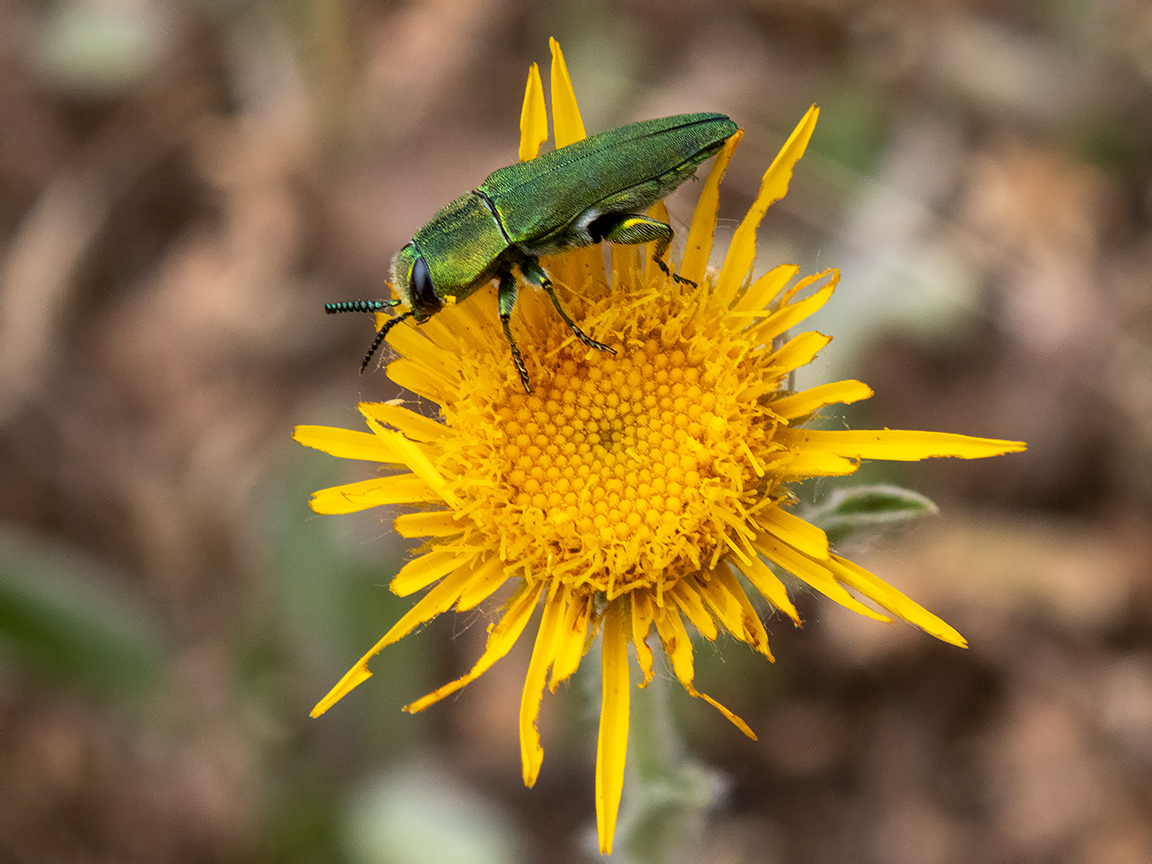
[328, 112, 738, 391]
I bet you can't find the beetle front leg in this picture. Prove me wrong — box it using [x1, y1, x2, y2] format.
[519, 258, 616, 356]
[497, 270, 532, 393]
[589, 213, 697, 288]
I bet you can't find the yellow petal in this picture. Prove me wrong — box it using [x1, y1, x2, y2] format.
[308, 474, 439, 514]
[710, 564, 772, 658]
[393, 509, 464, 538]
[655, 602, 755, 739]
[765, 330, 832, 374]
[766, 449, 859, 479]
[361, 402, 448, 442]
[405, 582, 542, 714]
[771, 380, 874, 420]
[293, 425, 404, 463]
[549, 37, 586, 146]
[630, 591, 656, 687]
[670, 579, 719, 640]
[549, 592, 593, 690]
[731, 556, 801, 625]
[714, 105, 819, 306]
[679, 129, 742, 287]
[386, 358, 449, 403]
[455, 555, 511, 611]
[731, 263, 797, 315]
[754, 533, 892, 623]
[757, 505, 829, 560]
[748, 273, 837, 343]
[390, 547, 478, 597]
[520, 585, 570, 787]
[309, 563, 476, 717]
[363, 420, 458, 506]
[519, 61, 547, 162]
[828, 554, 967, 647]
[777, 428, 1028, 461]
[595, 600, 631, 856]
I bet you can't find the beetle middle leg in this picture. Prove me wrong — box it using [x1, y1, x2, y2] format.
[519, 258, 616, 356]
[588, 213, 698, 288]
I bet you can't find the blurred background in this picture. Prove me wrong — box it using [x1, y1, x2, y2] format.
[1, 0, 1150, 861]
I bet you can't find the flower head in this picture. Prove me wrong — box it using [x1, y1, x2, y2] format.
[296, 39, 1025, 855]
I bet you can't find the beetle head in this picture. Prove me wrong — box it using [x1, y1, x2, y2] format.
[390, 243, 443, 322]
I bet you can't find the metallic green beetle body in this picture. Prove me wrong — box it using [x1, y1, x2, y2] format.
[328, 112, 738, 391]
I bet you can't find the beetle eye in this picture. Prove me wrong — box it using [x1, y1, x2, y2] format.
[410, 256, 441, 317]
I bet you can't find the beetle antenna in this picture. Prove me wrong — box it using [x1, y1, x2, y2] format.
[325, 299, 400, 315]
[360, 310, 414, 373]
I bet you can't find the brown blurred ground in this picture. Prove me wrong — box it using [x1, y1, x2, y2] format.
[0, 1, 1150, 862]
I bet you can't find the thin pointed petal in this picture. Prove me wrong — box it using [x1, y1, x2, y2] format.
[595, 601, 631, 856]
[361, 402, 449, 442]
[390, 547, 478, 597]
[520, 585, 570, 787]
[777, 428, 1029, 461]
[679, 129, 742, 287]
[405, 583, 541, 714]
[771, 380, 874, 421]
[308, 474, 439, 515]
[293, 425, 404, 463]
[549, 592, 593, 689]
[549, 37, 586, 146]
[310, 564, 476, 717]
[714, 105, 820, 305]
[829, 554, 968, 647]
[757, 505, 830, 560]
[519, 62, 548, 161]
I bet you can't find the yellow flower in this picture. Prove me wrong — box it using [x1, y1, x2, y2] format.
[295, 39, 1025, 855]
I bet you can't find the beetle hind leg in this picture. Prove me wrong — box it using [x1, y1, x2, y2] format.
[589, 213, 697, 288]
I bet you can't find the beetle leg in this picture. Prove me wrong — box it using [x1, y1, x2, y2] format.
[520, 258, 616, 356]
[497, 270, 532, 393]
[589, 214, 697, 288]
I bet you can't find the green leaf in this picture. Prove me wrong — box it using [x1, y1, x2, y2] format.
[802, 485, 938, 546]
[0, 527, 168, 704]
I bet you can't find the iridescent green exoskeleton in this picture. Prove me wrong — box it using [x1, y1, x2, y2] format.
[327, 112, 738, 391]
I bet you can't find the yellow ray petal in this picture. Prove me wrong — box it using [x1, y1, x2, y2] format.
[714, 105, 819, 306]
[455, 555, 511, 611]
[405, 582, 542, 714]
[385, 322, 462, 381]
[733, 263, 798, 315]
[390, 547, 478, 597]
[393, 509, 464, 538]
[549, 37, 586, 146]
[765, 330, 832, 373]
[670, 578, 719, 640]
[293, 425, 404, 463]
[308, 474, 440, 514]
[777, 428, 1028, 461]
[549, 592, 593, 690]
[771, 380, 874, 421]
[364, 420, 458, 506]
[711, 564, 772, 658]
[748, 274, 837, 343]
[655, 602, 755, 739]
[595, 600, 631, 856]
[767, 449, 859, 479]
[828, 554, 967, 647]
[361, 402, 448, 442]
[757, 504, 830, 560]
[731, 556, 800, 625]
[520, 584, 570, 787]
[693, 572, 752, 644]
[310, 563, 477, 717]
[679, 129, 742, 287]
[630, 591, 656, 687]
[386, 358, 450, 403]
[754, 534, 892, 622]
[519, 61, 547, 162]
